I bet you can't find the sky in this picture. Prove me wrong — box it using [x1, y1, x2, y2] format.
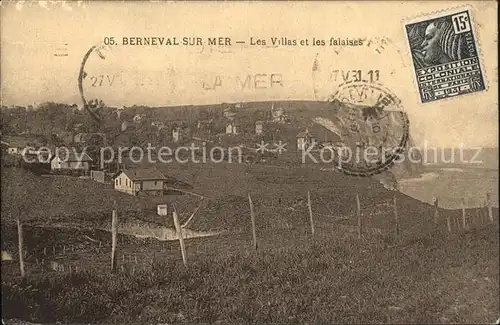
[1, 1, 498, 148]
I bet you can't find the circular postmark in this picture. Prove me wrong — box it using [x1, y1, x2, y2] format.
[311, 37, 409, 102]
[78, 44, 113, 126]
[324, 81, 409, 177]
[78, 43, 178, 116]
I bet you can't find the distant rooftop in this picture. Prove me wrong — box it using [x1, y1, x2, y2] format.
[54, 149, 93, 162]
[120, 167, 166, 181]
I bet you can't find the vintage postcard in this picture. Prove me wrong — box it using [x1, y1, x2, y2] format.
[1, 1, 498, 324]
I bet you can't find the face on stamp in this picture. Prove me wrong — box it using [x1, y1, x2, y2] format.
[405, 10, 486, 103]
[325, 82, 409, 177]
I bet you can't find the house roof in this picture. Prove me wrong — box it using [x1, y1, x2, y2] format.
[119, 167, 166, 181]
[53, 150, 93, 162]
[2, 135, 43, 148]
[74, 133, 106, 143]
[296, 131, 311, 138]
[74, 133, 87, 142]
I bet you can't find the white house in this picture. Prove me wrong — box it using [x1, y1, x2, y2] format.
[271, 103, 286, 123]
[255, 121, 264, 135]
[296, 129, 316, 151]
[172, 127, 181, 143]
[133, 114, 143, 123]
[152, 121, 165, 130]
[226, 123, 238, 135]
[50, 150, 93, 172]
[114, 167, 166, 196]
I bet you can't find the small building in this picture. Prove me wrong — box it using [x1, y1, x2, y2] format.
[1, 136, 44, 155]
[255, 121, 264, 135]
[152, 121, 165, 130]
[73, 123, 84, 132]
[90, 170, 106, 183]
[73, 133, 87, 144]
[74, 133, 106, 145]
[50, 150, 93, 172]
[172, 127, 181, 143]
[226, 122, 238, 135]
[56, 131, 74, 145]
[223, 107, 236, 120]
[114, 167, 166, 196]
[296, 129, 316, 150]
[0, 141, 9, 153]
[271, 103, 286, 123]
[133, 114, 143, 123]
[6, 144, 19, 155]
[197, 119, 213, 131]
[116, 107, 125, 120]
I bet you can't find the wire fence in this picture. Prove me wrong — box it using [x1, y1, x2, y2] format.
[3, 190, 497, 278]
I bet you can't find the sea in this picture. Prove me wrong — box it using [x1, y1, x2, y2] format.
[397, 166, 499, 210]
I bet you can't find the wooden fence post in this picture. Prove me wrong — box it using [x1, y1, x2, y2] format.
[356, 193, 362, 239]
[181, 198, 204, 228]
[307, 191, 315, 236]
[475, 206, 480, 227]
[461, 198, 467, 230]
[248, 194, 258, 250]
[483, 200, 488, 222]
[433, 197, 439, 226]
[172, 205, 188, 267]
[483, 200, 489, 223]
[486, 193, 493, 222]
[111, 200, 118, 273]
[17, 219, 26, 278]
[393, 194, 400, 241]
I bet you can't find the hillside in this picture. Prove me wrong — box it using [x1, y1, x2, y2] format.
[1, 161, 449, 236]
[2, 99, 426, 181]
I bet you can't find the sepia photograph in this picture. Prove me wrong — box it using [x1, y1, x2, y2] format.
[1, 1, 498, 324]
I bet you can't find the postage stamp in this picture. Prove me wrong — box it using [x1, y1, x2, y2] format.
[404, 9, 486, 103]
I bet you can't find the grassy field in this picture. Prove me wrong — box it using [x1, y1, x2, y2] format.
[1, 162, 435, 232]
[2, 224, 499, 324]
[1, 164, 499, 323]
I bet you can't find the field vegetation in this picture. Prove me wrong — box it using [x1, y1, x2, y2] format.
[2, 225, 498, 324]
[1, 163, 498, 324]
